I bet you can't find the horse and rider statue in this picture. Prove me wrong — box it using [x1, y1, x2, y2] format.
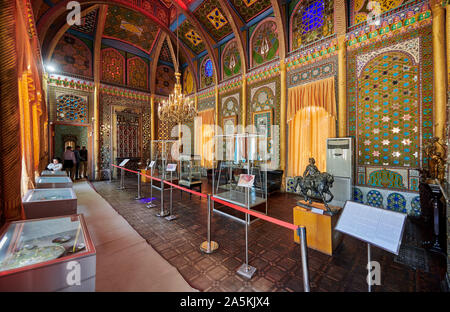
[294, 157, 335, 214]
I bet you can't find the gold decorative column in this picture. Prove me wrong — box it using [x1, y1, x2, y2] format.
[447, 4, 450, 87]
[280, 60, 287, 190]
[0, 0, 22, 223]
[215, 85, 219, 127]
[337, 34, 347, 137]
[242, 73, 247, 129]
[151, 94, 156, 141]
[432, 3, 447, 152]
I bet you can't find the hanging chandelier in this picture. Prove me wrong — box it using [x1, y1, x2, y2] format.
[158, 6, 196, 124]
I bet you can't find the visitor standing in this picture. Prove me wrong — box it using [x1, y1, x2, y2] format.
[79, 146, 88, 179]
[63, 146, 76, 180]
[74, 146, 81, 180]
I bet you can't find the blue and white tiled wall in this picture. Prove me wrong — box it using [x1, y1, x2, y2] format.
[286, 177, 421, 217]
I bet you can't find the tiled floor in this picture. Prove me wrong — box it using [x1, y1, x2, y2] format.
[91, 177, 447, 292]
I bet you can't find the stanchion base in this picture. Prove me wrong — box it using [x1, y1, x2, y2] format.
[200, 241, 219, 254]
[236, 264, 256, 279]
[134, 197, 143, 200]
[117, 187, 125, 190]
[165, 214, 178, 221]
[146, 203, 156, 208]
[156, 212, 169, 217]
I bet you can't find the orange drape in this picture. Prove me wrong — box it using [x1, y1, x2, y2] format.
[287, 78, 337, 177]
[196, 109, 215, 168]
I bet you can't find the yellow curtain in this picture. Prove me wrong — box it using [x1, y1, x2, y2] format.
[287, 78, 337, 177]
[196, 109, 215, 168]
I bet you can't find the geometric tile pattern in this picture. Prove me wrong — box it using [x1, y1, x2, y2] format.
[290, 0, 334, 50]
[179, 20, 206, 54]
[366, 190, 383, 208]
[194, 0, 232, 41]
[101, 48, 125, 85]
[52, 34, 92, 77]
[387, 192, 407, 213]
[71, 9, 98, 35]
[410, 196, 421, 217]
[353, 187, 364, 203]
[127, 57, 148, 90]
[56, 94, 88, 124]
[287, 59, 336, 88]
[159, 39, 173, 64]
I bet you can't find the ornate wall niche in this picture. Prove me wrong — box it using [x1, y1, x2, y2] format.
[52, 34, 93, 77]
[101, 48, 126, 85]
[250, 18, 279, 68]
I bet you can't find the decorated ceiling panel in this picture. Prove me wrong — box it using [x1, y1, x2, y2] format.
[193, 0, 233, 42]
[178, 19, 206, 55]
[155, 65, 176, 95]
[52, 34, 92, 77]
[229, 0, 272, 22]
[70, 9, 98, 35]
[103, 6, 159, 53]
[127, 57, 149, 90]
[159, 39, 173, 64]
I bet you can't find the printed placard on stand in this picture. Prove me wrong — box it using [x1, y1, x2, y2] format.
[166, 164, 177, 172]
[148, 161, 155, 169]
[335, 201, 407, 292]
[119, 159, 130, 167]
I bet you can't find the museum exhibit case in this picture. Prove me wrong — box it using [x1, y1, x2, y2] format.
[22, 188, 77, 219]
[35, 176, 73, 189]
[150, 140, 180, 191]
[212, 133, 269, 223]
[179, 154, 202, 199]
[40, 170, 68, 177]
[0, 215, 96, 291]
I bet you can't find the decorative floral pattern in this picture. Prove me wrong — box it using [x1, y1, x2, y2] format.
[52, 34, 92, 77]
[222, 40, 241, 79]
[353, 187, 364, 203]
[387, 192, 407, 213]
[366, 190, 383, 208]
[250, 19, 279, 68]
[101, 48, 125, 85]
[127, 57, 148, 90]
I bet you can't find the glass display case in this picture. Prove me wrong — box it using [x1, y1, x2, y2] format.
[41, 170, 68, 177]
[0, 215, 96, 291]
[22, 188, 77, 219]
[179, 154, 202, 198]
[35, 176, 73, 189]
[150, 140, 180, 191]
[212, 133, 269, 223]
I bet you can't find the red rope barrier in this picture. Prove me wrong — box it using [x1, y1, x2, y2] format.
[211, 196, 298, 231]
[111, 164, 298, 231]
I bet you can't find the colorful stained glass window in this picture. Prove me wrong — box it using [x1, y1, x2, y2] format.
[56, 95, 88, 123]
[291, 0, 334, 50]
[204, 59, 213, 78]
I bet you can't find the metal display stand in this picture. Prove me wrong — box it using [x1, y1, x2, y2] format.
[116, 159, 130, 190]
[165, 169, 177, 221]
[200, 194, 219, 253]
[212, 133, 269, 224]
[146, 163, 156, 208]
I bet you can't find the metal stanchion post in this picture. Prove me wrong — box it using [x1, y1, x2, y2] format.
[165, 171, 177, 221]
[237, 187, 256, 279]
[156, 177, 168, 217]
[200, 195, 219, 253]
[135, 173, 142, 200]
[298, 226, 310, 292]
[146, 166, 156, 208]
[117, 168, 125, 190]
[367, 243, 371, 293]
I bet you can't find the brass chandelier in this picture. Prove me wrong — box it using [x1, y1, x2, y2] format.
[158, 7, 196, 124]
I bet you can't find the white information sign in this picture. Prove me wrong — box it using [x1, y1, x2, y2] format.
[119, 159, 130, 167]
[148, 161, 155, 168]
[166, 164, 177, 172]
[335, 201, 407, 255]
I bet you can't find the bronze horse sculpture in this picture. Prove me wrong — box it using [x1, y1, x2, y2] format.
[294, 158, 335, 213]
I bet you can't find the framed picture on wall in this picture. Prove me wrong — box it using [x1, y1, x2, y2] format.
[223, 115, 237, 135]
[252, 109, 273, 138]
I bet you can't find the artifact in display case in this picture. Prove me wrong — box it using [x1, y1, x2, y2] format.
[212, 133, 269, 223]
[41, 170, 68, 177]
[22, 188, 77, 219]
[179, 155, 202, 199]
[0, 215, 96, 291]
[35, 176, 73, 189]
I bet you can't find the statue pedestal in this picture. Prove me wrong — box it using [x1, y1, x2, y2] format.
[293, 202, 343, 256]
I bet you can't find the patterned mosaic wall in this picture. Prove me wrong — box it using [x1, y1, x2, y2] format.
[250, 18, 280, 68]
[290, 0, 334, 51]
[52, 34, 92, 77]
[99, 93, 151, 179]
[48, 86, 93, 125]
[349, 0, 410, 26]
[127, 57, 148, 90]
[101, 48, 126, 85]
[219, 90, 242, 129]
[347, 26, 433, 194]
[222, 40, 242, 80]
[198, 96, 215, 112]
[229, 0, 272, 22]
[287, 56, 337, 88]
[155, 65, 175, 96]
[247, 75, 281, 168]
